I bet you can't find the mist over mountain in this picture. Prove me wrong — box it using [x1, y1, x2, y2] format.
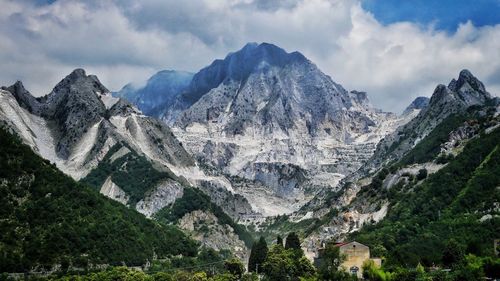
[114, 70, 193, 118]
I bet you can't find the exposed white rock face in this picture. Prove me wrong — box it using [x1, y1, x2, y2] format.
[98, 92, 120, 109]
[178, 210, 247, 259]
[163, 43, 402, 215]
[440, 121, 480, 155]
[0, 70, 194, 180]
[135, 180, 184, 218]
[0, 69, 259, 256]
[366, 70, 492, 173]
[0, 89, 107, 179]
[109, 146, 131, 162]
[0, 70, 257, 222]
[99, 177, 129, 205]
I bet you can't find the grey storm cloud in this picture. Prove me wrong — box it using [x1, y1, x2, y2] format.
[0, 0, 499, 113]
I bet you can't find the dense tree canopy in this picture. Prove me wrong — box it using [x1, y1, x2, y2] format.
[0, 127, 199, 272]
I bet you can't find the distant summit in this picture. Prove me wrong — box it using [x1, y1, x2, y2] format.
[164, 42, 310, 120]
[114, 70, 193, 117]
[402, 96, 429, 116]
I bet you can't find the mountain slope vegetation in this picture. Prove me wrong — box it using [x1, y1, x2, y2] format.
[81, 143, 178, 205]
[0, 127, 198, 272]
[155, 187, 254, 248]
[351, 110, 500, 267]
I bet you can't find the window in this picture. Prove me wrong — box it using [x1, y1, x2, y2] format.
[350, 266, 359, 275]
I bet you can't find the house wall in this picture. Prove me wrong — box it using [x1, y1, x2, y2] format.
[340, 242, 370, 278]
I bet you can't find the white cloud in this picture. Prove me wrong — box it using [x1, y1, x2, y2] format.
[0, 0, 498, 112]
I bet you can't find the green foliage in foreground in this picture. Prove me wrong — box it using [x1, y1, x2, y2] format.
[3, 265, 258, 281]
[316, 243, 356, 281]
[247, 233, 316, 280]
[155, 187, 254, 247]
[81, 143, 175, 205]
[0, 127, 198, 272]
[352, 125, 500, 266]
[3, 254, 497, 281]
[261, 245, 316, 281]
[359, 253, 500, 281]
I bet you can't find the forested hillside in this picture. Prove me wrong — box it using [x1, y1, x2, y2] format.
[351, 109, 500, 267]
[0, 127, 199, 272]
[81, 143, 178, 205]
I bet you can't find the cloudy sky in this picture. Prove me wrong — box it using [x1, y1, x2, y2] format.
[1, 0, 499, 112]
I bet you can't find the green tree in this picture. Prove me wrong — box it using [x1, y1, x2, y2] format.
[442, 239, 465, 267]
[262, 245, 295, 281]
[248, 237, 268, 273]
[362, 260, 392, 281]
[210, 273, 238, 281]
[152, 272, 174, 281]
[277, 235, 283, 246]
[193, 272, 208, 281]
[295, 256, 316, 278]
[416, 169, 427, 181]
[317, 243, 353, 281]
[262, 245, 316, 281]
[285, 232, 301, 250]
[241, 272, 259, 281]
[224, 258, 245, 278]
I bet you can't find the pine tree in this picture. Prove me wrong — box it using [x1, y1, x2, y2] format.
[248, 237, 268, 273]
[285, 232, 301, 250]
[276, 235, 283, 246]
[442, 239, 465, 267]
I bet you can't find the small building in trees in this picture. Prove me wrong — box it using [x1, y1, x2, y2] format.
[315, 241, 381, 278]
[338, 241, 381, 278]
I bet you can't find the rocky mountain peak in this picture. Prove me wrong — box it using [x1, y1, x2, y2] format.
[68, 68, 86, 79]
[5, 80, 26, 93]
[402, 96, 429, 115]
[448, 69, 487, 93]
[366, 70, 492, 173]
[173, 42, 310, 108]
[224, 42, 308, 76]
[36, 69, 108, 158]
[2, 81, 42, 114]
[51, 68, 109, 98]
[429, 70, 491, 108]
[174, 41, 375, 138]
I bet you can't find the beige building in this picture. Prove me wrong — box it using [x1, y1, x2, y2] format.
[337, 241, 381, 278]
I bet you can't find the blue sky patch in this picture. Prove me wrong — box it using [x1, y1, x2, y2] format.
[362, 0, 500, 31]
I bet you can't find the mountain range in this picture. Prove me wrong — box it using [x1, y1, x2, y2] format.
[1, 42, 498, 273]
[116, 43, 410, 216]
